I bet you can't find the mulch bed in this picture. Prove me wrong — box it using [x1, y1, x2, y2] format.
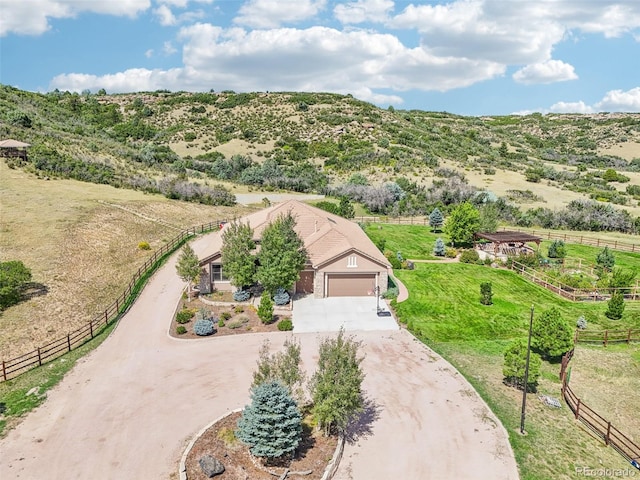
[170, 296, 292, 339]
[184, 411, 338, 480]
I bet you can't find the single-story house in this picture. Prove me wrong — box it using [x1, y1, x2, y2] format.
[199, 200, 391, 298]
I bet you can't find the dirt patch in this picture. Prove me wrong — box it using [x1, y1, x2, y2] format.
[170, 297, 292, 339]
[185, 411, 338, 480]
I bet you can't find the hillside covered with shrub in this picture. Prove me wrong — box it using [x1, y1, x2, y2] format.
[2, 85, 639, 232]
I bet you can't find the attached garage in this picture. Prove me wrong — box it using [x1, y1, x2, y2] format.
[326, 273, 376, 297]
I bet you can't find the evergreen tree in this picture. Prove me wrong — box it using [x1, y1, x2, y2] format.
[0, 260, 32, 310]
[257, 292, 274, 324]
[531, 307, 574, 360]
[480, 282, 493, 305]
[605, 291, 625, 320]
[310, 329, 364, 435]
[596, 246, 615, 271]
[433, 238, 446, 257]
[547, 240, 567, 259]
[443, 202, 480, 246]
[503, 338, 541, 392]
[175, 244, 200, 300]
[256, 213, 307, 294]
[429, 207, 444, 232]
[221, 221, 256, 290]
[338, 196, 355, 219]
[236, 381, 302, 461]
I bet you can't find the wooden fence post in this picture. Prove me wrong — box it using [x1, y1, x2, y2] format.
[605, 422, 611, 445]
[104, 311, 108, 325]
[90, 321, 94, 339]
[628, 329, 632, 344]
[37, 347, 42, 367]
[1, 360, 6, 382]
[575, 398, 581, 419]
[604, 330, 608, 347]
[67, 334, 71, 352]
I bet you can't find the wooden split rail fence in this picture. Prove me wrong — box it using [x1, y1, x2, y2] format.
[501, 227, 638, 253]
[560, 348, 640, 470]
[0, 220, 225, 383]
[575, 329, 640, 346]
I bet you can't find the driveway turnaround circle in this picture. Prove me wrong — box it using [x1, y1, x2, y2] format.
[0, 232, 518, 480]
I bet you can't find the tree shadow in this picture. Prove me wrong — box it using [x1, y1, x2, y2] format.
[295, 419, 316, 459]
[21, 282, 49, 300]
[343, 397, 381, 445]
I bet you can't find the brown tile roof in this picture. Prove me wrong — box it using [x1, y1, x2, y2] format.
[201, 200, 390, 268]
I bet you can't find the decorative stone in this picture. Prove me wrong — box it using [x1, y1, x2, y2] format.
[199, 454, 225, 477]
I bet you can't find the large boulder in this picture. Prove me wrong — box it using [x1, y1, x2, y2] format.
[198, 454, 225, 478]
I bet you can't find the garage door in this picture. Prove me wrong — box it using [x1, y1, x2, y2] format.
[326, 274, 376, 297]
[295, 271, 315, 294]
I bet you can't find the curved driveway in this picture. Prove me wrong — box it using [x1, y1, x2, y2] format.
[0, 232, 518, 480]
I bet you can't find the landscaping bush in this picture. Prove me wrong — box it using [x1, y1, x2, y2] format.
[137, 241, 151, 250]
[605, 292, 625, 320]
[444, 247, 458, 258]
[382, 287, 399, 299]
[503, 338, 541, 392]
[176, 325, 187, 335]
[532, 307, 573, 360]
[273, 287, 291, 306]
[258, 294, 274, 324]
[234, 305, 245, 313]
[193, 319, 215, 336]
[220, 311, 232, 321]
[576, 316, 587, 330]
[480, 282, 493, 305]
[233, 289, 251, 302]
[278, 319, 294, 331]
[384, 250, 402, 269]
[547, 240, 566, 259]
[433, 238, 446, 257]
[176, 309, 195, 324]
[460, 249, 480, 264]
[196, 307, 210, 321]
[218, 319, 225, 328]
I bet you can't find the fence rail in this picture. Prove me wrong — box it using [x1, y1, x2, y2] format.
[0, 220, 224, 382]
[560, 349, 640, 469]
[501, 227, 638, 253]
[510, 261, 640, 302]
[575, 329, 640, 346]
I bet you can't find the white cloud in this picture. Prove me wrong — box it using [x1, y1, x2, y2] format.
[334, 0, 394, 24]
[163, 41, 177, 55]
[234, 0, 327, 28]
[145, 49, 154, 58]
[596, 87, 640, 111]
[0, 0, 150, 36]
[512, 60, 578, 85]
[154, 4, 177, 26]
[549, 101, 594, 114]
[50, 68, 187, 93]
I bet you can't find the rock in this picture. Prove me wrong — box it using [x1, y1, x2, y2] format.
[199, 454, 225, 478]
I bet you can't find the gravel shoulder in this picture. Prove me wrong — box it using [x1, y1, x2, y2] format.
[0, 232, 518, 480]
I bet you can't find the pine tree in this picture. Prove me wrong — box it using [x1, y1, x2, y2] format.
[605, 291, 625, 320]
[429, 208, 444, 232]
[338, 196, 355, 219]
[596, 246, 615, 271]
[480, 282, 493, 305]
[531, 307, 574, 360]
[503, 338, 541, 392]
[310, 329, 364, 435]
[547, 240, 567, 259]
[236, 381, 302, 461]
[175, 244, 200, 300]
[433, 238, 446, 257]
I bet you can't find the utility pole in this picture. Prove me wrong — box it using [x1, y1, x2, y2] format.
[520, 305, 534, 434]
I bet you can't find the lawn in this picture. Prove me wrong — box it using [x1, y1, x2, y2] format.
[539, 240, 640, 272]
[363, 223, 443, 260]
[375, 226, 640, 480]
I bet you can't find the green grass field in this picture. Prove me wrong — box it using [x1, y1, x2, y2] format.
[373, 226, 640, 480]
[539, 240, 640, 271]
[364, 223, 443, 259]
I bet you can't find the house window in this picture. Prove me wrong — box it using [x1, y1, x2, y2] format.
[347, 255, 358, 268]
[211, 264, 229, 282]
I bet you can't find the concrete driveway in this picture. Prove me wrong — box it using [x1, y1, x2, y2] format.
[0, 232, 518, 480]
[292, 296, 399, 333]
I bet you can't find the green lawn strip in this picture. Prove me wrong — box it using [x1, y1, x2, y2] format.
[363, 223, 443, 260]
[0, 230, 202, 437]
[539, 240, 640, 271]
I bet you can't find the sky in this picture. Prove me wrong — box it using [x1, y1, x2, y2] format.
[0, 0, 639, 116]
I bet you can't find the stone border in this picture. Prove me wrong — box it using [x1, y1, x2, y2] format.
[178, 410, 345, 480]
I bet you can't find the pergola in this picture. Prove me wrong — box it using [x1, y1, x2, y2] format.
[475, 231, 542, 256]
[0, 139, 31, 161]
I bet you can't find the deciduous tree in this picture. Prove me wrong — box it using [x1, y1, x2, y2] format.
[221, 221, 256, 290]
[0, 260, 32, 310]
[443, 202, 480, 246]
[252, 339, 306, 403]
[503, 338, 541, 392]
[176, 244, 200, 300]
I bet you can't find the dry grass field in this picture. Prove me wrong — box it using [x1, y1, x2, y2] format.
[0, 161, 252, 360]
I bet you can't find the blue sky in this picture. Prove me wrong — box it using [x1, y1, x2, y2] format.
[1, 0, 639, 115]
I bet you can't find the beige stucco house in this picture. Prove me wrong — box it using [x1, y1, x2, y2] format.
[199, 200, 391, 298]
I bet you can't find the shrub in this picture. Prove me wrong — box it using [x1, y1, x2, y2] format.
[459, 249, 480, 264]
[547, 240, 566, 259]
[480, 282, 493, 305]
[382, 287, 399, 299]
[576, 316, 587, 330]
[176, 309, 195, 324]
[384, 250, 402, 269]
[532, 307, 573, 360]
[193, 319, 215, 336]
[234, 305, 245, 313]
[0, 260, 32, 310]
[605, 292, 625, 320]
[218, 319, 225, 328]
[196, 307, 210, 321]
[220, 311, 232, 321]
[596, 246, 615, 271]
[176, 325, 187, 335]
[444, 247, 458, 258]
[137, 241, 151, 250]
[433, 238, 446, 257]
[273, 287, 291, 306]
[227, 319, 243, 329]
[233, 289, 251, 302]
[503, 338, 542, 392]
[258, 294, 274, 324]
[278, 319, 294, 331]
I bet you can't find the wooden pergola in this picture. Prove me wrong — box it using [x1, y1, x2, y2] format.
[0, 139, 31, 161]
[475, 231, 542, 256]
